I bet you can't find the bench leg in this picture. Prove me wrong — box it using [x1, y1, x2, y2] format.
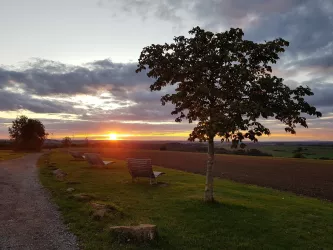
[150, 178, 157, 185]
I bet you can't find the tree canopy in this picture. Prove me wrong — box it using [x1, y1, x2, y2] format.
[137, 27, 322, 143]
[62, 137, 72, 148]
[136, 26, 321, 202]
[8, 115, 47, 151]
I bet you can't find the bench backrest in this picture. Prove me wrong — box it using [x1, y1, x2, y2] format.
[69, 151, 84, 159]
[84, 153, 105, 166]
[126, 158, 154, 179]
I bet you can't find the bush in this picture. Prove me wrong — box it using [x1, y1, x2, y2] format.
[319, 157, 331, 160]
[293, 152, 306, 158]
[234, 149, 246, 155]
[246, 148, 272, 157]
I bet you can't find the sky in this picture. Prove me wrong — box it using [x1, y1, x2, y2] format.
[0, 0, 333, 141]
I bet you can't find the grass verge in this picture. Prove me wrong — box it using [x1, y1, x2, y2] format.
[0, 150, 26, 161]
[39, 151, 333, 250]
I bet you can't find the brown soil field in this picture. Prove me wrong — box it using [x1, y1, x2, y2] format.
[79, 148, 333, 201]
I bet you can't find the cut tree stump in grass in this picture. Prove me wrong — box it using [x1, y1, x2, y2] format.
[66, 188, 75, 193]
[109, 224, 157, 243]
[72, 193, 96, 201]
[52, 169, 67, 181]
[90, 202, 124, 220]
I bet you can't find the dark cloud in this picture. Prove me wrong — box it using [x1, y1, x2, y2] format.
[243, 0, 333, 57]
[285, 54, 333, 74]
[103, 0, 332, 55]
[0, 89, 76, 113]
[100, 0, 333, 116]
[0, 58, 151, 96]
[0, 58, 177, 123]
[103, 1, 332, 65]
[306, 83, 333, 108]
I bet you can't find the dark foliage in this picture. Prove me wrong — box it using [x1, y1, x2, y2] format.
[136, 26, 321, 144]
[136, 26, 321, 201]
[8, 115, 47, 151]
[62, 137, 72, 147]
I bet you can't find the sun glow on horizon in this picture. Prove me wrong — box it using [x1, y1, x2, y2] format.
[109, 133, 117, 140]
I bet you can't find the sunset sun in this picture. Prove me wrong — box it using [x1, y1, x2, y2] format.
[109, 133, 117, 140]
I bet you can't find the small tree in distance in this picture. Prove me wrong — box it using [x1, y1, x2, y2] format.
[8, 115, 47, 151]
[136, 26, 322, 202]
[292, 147, 306, 158]
[62, 137, 72, 148]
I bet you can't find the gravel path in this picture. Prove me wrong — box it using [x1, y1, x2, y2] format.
[0, 154, 79, 250]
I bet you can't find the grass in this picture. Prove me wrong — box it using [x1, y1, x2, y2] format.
[39, 151, 333, 250]
[0, 150, 26, 161]
[261, 145, 333, 159]
[218, 144, 333, 159]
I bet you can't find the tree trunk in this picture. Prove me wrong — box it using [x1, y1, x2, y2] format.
[204, 138, 215, 202]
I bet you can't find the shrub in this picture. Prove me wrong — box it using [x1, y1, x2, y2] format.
[293, 152, 306, 158]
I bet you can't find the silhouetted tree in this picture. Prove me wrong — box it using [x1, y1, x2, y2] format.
[136, 26, 322, 202]
[8, 115, 47, 151]
[292, 147, 306, 158]
[62, 137, 72, 148]
[85, 136, 90, 147]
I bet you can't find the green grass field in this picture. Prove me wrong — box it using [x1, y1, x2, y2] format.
[39, 151, 333, 250]
[218, 144, 333, 159]
[0, 150, 26, 161]
[260, 145, 333, 159]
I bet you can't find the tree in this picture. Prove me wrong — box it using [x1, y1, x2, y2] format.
[136, 27, 322, 202]
[62, 137, 72, 148]
[85, 136, 90, 147]
[8, 115, 47, 151]
[292, 147, 305, 158]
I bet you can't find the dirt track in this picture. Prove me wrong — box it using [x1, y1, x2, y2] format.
[0, 154, 78, 250]
[99, 148, 333, 201]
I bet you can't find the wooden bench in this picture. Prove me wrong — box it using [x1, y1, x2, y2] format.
[83, 153, 114, 167]
[126, 158, 165, 184]
[68, 151, 85, 160]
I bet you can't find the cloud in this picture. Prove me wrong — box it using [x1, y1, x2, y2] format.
[0, 58, 179, 125]
[3, 2, 333, 139]
[306, 83, 333, 108]
[0, 58, 151, 96]
[0, 89, 75, 113]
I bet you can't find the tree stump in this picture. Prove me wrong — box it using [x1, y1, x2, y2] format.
[109, 224, 157, 243]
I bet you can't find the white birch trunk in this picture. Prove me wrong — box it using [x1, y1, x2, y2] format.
[204, 138, 215, 202]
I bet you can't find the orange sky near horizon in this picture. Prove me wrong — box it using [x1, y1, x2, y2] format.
[0, 126, 331, 141]
[27, 129, 330, 141]
[0, 111, 331, 142]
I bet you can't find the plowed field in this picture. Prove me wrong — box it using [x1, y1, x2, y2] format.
[95, 148, 333, 201]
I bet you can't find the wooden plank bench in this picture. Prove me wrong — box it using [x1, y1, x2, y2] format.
[126, 158, 165, 184]
[68, 151, 85, 160]
[83, 153, 114, 167]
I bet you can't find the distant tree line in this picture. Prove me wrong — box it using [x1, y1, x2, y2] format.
[160, 143, 272, 157]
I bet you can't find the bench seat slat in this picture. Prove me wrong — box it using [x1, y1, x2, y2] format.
[84, 153, 114, 167]
[126, 158, 165, 183]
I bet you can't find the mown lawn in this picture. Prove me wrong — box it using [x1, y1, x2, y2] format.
[39, 151, 333, 250]
[0, 150, 25, 161]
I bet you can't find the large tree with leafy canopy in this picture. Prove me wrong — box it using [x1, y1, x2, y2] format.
[136, 27, 321, 202]
[8, 115, 47, 151]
